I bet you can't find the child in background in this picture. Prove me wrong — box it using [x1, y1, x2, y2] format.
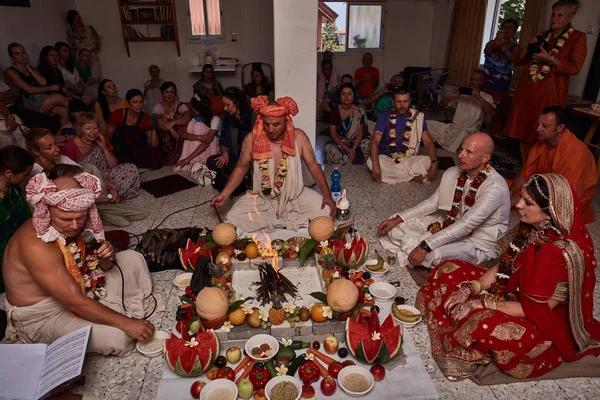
[144, 65, 164, 114]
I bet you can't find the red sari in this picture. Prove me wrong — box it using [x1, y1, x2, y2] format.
[416, 174, 600, 380]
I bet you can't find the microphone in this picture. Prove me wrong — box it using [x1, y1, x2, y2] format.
[81, 230, 102, 251]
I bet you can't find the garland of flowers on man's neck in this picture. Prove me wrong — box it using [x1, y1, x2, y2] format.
[388, 109, 415, 163]
[259, 155, 289, 198]
[530, 24, 574, 82]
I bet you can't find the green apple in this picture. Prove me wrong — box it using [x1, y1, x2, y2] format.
[189, 319, 201, 334]
[226, 346, 242, 364]
[237, 378, 254, 399]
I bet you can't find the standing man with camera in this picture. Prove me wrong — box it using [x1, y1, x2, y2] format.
[427, 70, 495, 153]
[505, 0, 587, 161]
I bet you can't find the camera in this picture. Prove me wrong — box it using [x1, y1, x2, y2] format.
[458, 87, 473, 96]
[527, 37, 548, 56]
[387, 84, 404, 92]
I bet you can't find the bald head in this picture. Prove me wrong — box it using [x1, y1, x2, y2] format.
[458, 133, 494, 176]
[466, 132, 494, 155]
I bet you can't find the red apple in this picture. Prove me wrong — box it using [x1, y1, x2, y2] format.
[370, 364, 386, 382]
[301, 384, 316, 398]
[323, 336, 339, 355]
[327, 361, 344, 379]
[353, 278, 365, 288]
[190, 380, 206, 399]
[320, 376, 337, 396]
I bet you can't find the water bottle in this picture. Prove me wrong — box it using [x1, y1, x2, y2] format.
[331, 167, 342, 202]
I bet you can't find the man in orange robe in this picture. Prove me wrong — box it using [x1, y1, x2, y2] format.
[504, 0, 587, 161]
[509, 106, 597, 223]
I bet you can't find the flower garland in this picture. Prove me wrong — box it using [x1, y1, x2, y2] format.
[530, 25, 574, 82]
[388, 109, 415, 164]
[427, 164, 492, 234]
[67, 241, 107, 300]
[259, 154, 289, 198]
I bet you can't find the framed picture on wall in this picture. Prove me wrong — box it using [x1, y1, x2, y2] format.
[0, 0, 31, 6]
[138, 8, 154, 21]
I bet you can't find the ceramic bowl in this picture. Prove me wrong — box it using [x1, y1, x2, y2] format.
[244, 334, 280, 363]
[173, 272, 193, 290]
[367, 282, 397, 301]
[363, 259, 390, 277]
[265, 375, 302, 400]
[391, 304, 423, 328]
[200, 379, 238, 400]
[136, 330, 170, 357]
[337, 365, 375, 397]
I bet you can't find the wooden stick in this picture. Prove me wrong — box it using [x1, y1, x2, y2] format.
[212, 204, 223, 223]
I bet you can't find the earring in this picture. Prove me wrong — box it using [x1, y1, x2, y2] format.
[539, 217, 552, 231]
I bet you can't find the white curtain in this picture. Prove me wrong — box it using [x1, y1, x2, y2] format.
[189, 0, 221, 36]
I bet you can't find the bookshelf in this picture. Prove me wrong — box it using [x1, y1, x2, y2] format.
[118, 0, 181, 57]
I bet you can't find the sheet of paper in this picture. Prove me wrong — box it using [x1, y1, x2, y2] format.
[0, 343, 47, 400]
[36, 325, 91, 399]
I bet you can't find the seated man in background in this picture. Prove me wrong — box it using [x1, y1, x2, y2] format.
[211, 95, 335, 233]
[428, 70, 496, 153]
[368, 89, 438, 183]
[354, 52, 380, 98]
[3, 172, 155, 355]
[378, 133, 510, 268]
[362, 73, 404, 122]
[317, 59, 341, 117]
[508, 106, 597, 223]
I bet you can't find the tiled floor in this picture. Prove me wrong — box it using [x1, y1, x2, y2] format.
[62, 152, 600, 399]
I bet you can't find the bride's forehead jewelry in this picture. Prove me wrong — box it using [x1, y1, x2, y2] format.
[525, 176, 549, 201]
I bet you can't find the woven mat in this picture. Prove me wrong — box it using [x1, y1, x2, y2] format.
[140, 174, 197, 198]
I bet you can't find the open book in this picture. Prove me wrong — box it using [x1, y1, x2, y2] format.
[0, 325, 90, 400]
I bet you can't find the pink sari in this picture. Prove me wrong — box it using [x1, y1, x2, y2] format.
[174, 119, 219, 172]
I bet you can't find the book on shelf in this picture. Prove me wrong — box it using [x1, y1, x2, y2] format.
[161, 24, 175, 39]
[125, 25, 146, 39]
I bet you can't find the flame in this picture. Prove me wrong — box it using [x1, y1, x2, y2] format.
[257, 232, 278, 262]
[272, 255, 279, 272]
[248, 212, 253, 222]
[246, 194, 260, 223]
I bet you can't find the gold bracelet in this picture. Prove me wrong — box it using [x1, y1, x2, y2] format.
[469, 280, 482, 295]
[483, 294, 497, 310]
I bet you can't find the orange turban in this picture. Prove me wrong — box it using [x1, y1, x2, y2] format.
[250, 95, 298, 160]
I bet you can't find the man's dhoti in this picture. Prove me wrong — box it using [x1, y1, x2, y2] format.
[4, 250, 155, 356]
[380, 213, 493, 269]
[427, 121, 469, 153]
[367, 155, 431, 184]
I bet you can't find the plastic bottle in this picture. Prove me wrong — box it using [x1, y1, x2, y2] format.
[330, 167, 342, 202]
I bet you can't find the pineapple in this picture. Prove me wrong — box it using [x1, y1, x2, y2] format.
[319, 251, 336, 285]
[209, 262, 228, 288]
[269, 294, 286, 326]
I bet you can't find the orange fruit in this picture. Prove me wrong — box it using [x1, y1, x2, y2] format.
[245, 243, 259, 259]
[228, 306, 247, 326]
[216, 252, 231, 268]
[311, 302, 329, 323]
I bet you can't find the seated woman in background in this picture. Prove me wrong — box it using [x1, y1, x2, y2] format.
[193, 64, 223, 97]
[76, 48, 99, 92]
[417, 174, 600, 381]
[95, 79, 128, 134]
[57, 98, 87, 144]
[0, 145, 34, 292]
[55, 41, 91, 102]
[152, 81, 191, 165]
[4, 42, 69, 127]
[482, 18, 521, 102]
[174, 93, 220, 171]
[244, 67, 273, 100]
[61, 112, 140, 199]
[207, 86, 255, 195]
[325, 83, 368, 165]
[106, 89, 162, 169]
[144, 64, 164, 114]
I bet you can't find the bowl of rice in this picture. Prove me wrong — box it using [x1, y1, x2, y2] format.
[367, 282, 397, 302]
[136, 330, 170, 357]
[200, 379, 238, 400]
[337, 366, 375, 397]
[265, 376, 301, 400]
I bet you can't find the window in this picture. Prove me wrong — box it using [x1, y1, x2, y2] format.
[479, 0, 526, 64]
[187, 0, 223, 38]
[318, 2, 383, 52]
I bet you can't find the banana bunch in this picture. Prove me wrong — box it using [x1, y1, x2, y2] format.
[392, 304, 422, 323]
[365, 255, 385, 272]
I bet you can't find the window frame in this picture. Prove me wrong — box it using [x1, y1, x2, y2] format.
[185, 0, 225, 42]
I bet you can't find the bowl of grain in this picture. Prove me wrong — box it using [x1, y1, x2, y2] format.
[367, 281, 397, 302]
[136, 330, 170, 357]
[265, 375, 301, 400]
[200, 379, 238, 400]
[337, 366, 375, 397]
[173, 272, 193, 290]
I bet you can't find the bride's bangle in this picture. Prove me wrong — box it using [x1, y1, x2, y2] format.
[459, 280, 482, 296]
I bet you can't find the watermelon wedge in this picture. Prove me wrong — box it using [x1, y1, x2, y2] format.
[345, 310, 402, 364]
[164, 327, 219, 377]
[178, 238, 212, 271]
[332, 234, 368, 269]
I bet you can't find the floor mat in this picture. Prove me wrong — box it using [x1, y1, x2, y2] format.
[140, 174, 197, 198]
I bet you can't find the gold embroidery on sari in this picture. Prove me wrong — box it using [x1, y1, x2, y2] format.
[441, 284, 448, 295]
[551, 281, 568, 303]
[507, 362, 535, 379]
[525, 340, 553, 358]
[454, 310, 496, 348]
[434, 262, 461, 279]
[491, 349, 516, 364]
[490, 322, 526, 341]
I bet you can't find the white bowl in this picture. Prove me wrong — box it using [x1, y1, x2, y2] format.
[244, 334, 280, 363]
[363, 259, 390, 276]
[200, 379, 238, 400]
[391, 304, 423, 328]
[337, 365, 375, 397]
[136, 330, 170, 357]
[173, 272, 193, 290]
[368, 282, 397, 301]
[265, 375, 302, 400]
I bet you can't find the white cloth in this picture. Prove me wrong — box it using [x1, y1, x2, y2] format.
[0, 114, 26, 149]
[57, 65, 81, 87]
[428, 92, 495, 152]
[210, 115, 221, 131]
[381, 166, 510, 268]
[30, 155, 80, 176]
[0, 79, 15, 108]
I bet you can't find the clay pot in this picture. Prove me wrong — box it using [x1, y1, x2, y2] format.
[336, 310, 353, 321]
[201, 314, 228, 330]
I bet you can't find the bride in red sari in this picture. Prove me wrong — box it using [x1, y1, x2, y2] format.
[416, 173, 600, 380]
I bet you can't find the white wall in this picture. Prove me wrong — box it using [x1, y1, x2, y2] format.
[73, 0, 274, 101]
[429, 0, 454, 70]
[0, 0, 76, 71]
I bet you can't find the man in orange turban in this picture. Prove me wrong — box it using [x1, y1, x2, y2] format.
[211, 95, 336, 232]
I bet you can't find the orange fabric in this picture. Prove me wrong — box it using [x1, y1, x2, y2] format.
[55, 236, 86, 295]
[505, 29, 587, 147]
[354, 66, 380, 97]
[521, 129, 597, 223]
[250, 95, 298, 160]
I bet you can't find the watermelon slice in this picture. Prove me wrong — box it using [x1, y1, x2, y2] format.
[178, 238, 212, 271]
[164, 327, 219, 377]
[332, 234, 369, 268]
[345, 310, 402, 364]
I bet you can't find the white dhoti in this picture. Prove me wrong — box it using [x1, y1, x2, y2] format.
[4, 250, 157, 356]
[380, 213, 493, 269]
[367, 154, 431, 184]
[427, 121, 469, 153]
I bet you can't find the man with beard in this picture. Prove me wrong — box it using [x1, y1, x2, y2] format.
[211, 96, 335, 233]
[368, 89, 438, 183]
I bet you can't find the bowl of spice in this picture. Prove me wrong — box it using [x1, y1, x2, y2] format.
[337, 366, 375, 397]
[245, 334, 280, 363]
[200, 379, 238, 400]
[265, 375, 301, 400]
